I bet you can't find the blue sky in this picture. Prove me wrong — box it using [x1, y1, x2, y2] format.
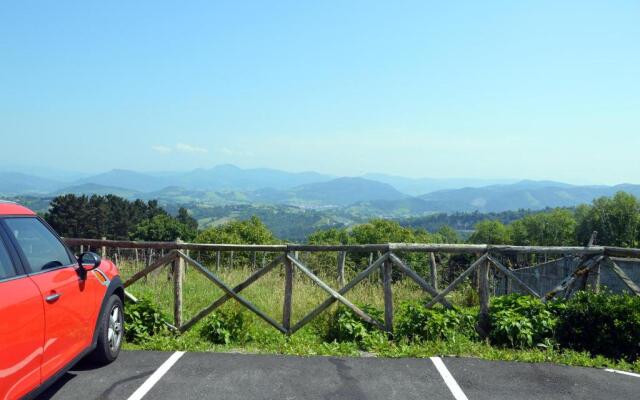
[1, 1, 638, 184]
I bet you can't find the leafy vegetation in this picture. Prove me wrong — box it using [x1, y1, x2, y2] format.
[44, 194, 197, 240]
[395, 302, 477, 342]
[124, 298, 168, 343]
[556, 291, 640, 361]
[466, 192, 640, 247]
[489, 295, 560, 348]
[199, 309, 249, 345]
[326, 305, 385, 349]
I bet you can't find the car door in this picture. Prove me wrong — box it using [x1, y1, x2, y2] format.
[1, 217, 96, 382]
[0, 226, 45, 400]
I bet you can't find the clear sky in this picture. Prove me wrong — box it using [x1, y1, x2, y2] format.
[1, 1, 638, 184]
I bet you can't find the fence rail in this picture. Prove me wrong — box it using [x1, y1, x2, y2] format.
[64, 237, 640, 337]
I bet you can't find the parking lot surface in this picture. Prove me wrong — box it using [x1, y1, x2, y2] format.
[36, 351, 639, 400]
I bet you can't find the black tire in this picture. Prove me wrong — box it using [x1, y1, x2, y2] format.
[88, 294, 124, 365]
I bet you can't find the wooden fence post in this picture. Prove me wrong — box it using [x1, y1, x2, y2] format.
[283, 253, 294, 334]
[173, 239, 185, 329]
[337, 251, 346, 286]
[216, 251, 221, 271]
[382, 258, 393, 334]
[429, 252, 438, 290]
[252, 251, 257, 269]
[477, 258, 490, 338]
[101, 237, 107, 258]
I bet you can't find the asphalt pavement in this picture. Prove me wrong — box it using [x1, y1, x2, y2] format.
[36, 351, 639, 400]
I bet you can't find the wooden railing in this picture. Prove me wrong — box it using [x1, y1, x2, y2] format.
[64, 238, 640, 336]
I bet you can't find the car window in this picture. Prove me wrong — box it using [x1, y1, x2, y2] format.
[4, 218, 75, 273]
[0, 238, 16, 280]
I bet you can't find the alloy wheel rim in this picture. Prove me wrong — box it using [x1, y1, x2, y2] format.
[107, 304, 123, 352]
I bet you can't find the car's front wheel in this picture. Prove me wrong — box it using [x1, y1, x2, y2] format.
[89, 294, 124, 364]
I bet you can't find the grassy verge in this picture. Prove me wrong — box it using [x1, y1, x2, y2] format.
[119, 259, 640, 373]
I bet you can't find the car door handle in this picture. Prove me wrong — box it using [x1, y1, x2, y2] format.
[45, 293, 61, 303]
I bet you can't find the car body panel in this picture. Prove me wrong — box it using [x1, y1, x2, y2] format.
[28, 266, 98, 382]
[0, 203, 35, 216]
[0, 277, 45, 400]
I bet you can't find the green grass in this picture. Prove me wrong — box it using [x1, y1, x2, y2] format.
[119, 259, 640, 374]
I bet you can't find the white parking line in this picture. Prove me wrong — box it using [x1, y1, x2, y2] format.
[605, 368, 640, 378]
[430, 357, 469, 400]
[127, 351, 185, 400]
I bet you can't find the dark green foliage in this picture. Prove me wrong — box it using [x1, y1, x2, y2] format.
[575, 192, 640, 247]
[199, 309, 249, 345]
[556, 291, 640, 361]
[489, 294, 559, 348]
[326, 305, 384, 348]
[395, 301, 477, 342]
[124, 298, 168, 343]
[131, 213, 196, 241]
[196, 216, 278, 244]
[45, 194, 196, 241]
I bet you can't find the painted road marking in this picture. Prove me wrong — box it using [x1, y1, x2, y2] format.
[430, 357, 469, 400]
[605, 368, 640, 378]
[127, 351, 185, 400]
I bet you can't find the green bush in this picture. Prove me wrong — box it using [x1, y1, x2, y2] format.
[124, 298, 168, 343]
[556, 291, 640, 361]
[326, 304, 385, 348]
[395, 301, 477, 342]
[199, 309, 249, 345]
[489, 294, 558, 348]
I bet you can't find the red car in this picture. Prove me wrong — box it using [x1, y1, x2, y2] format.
[0, 201, 124, 400]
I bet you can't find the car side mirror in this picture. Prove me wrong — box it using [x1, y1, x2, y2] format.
[78, 252, 102, 271]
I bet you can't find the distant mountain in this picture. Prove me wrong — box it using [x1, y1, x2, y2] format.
[0, 172, 62, 195]
[174, 164, 333, 191]
[74, 169, 168, 192]
[362, 173, 518, 195]
[52, 183, 140, 198]
[417, 182, 640, 213]
[272, 177, 408, 207]
[74, 164, 333, 193]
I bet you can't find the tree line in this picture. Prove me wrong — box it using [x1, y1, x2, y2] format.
[44, 191, 640, 249]
[45, 194, 198, 241]
[468, 192, 640, 247]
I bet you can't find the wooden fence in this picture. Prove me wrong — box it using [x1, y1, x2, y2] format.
[64, 238, 640, 337]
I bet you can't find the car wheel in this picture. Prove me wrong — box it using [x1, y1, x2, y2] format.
[89, 294, 124, 364]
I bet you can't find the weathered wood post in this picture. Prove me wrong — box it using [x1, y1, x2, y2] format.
[429, 252, 438, 290]
[173, 239, 185, 329]
[101, 237, 107, 259]
[337, 251, 346, 286]
[283, 252, 294, 334]
[382, 258, 393, 334]
[477, 257, 491, 338]
[252, 251, 257, 269]
[216, 251, 221, 271]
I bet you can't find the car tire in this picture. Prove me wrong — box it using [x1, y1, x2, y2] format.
[89, 294, 124, 365]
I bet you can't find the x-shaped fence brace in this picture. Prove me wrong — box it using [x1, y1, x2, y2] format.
[122, 249, 640, 335]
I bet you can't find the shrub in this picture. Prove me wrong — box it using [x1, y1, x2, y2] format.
[199, 309, 249, 345]
[556, 291, 640, 361]
[125, 298, 168, 343]
[327, 304, 384, 348]
[489, 294, 558, 348]
[395, 301, 477, 342]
